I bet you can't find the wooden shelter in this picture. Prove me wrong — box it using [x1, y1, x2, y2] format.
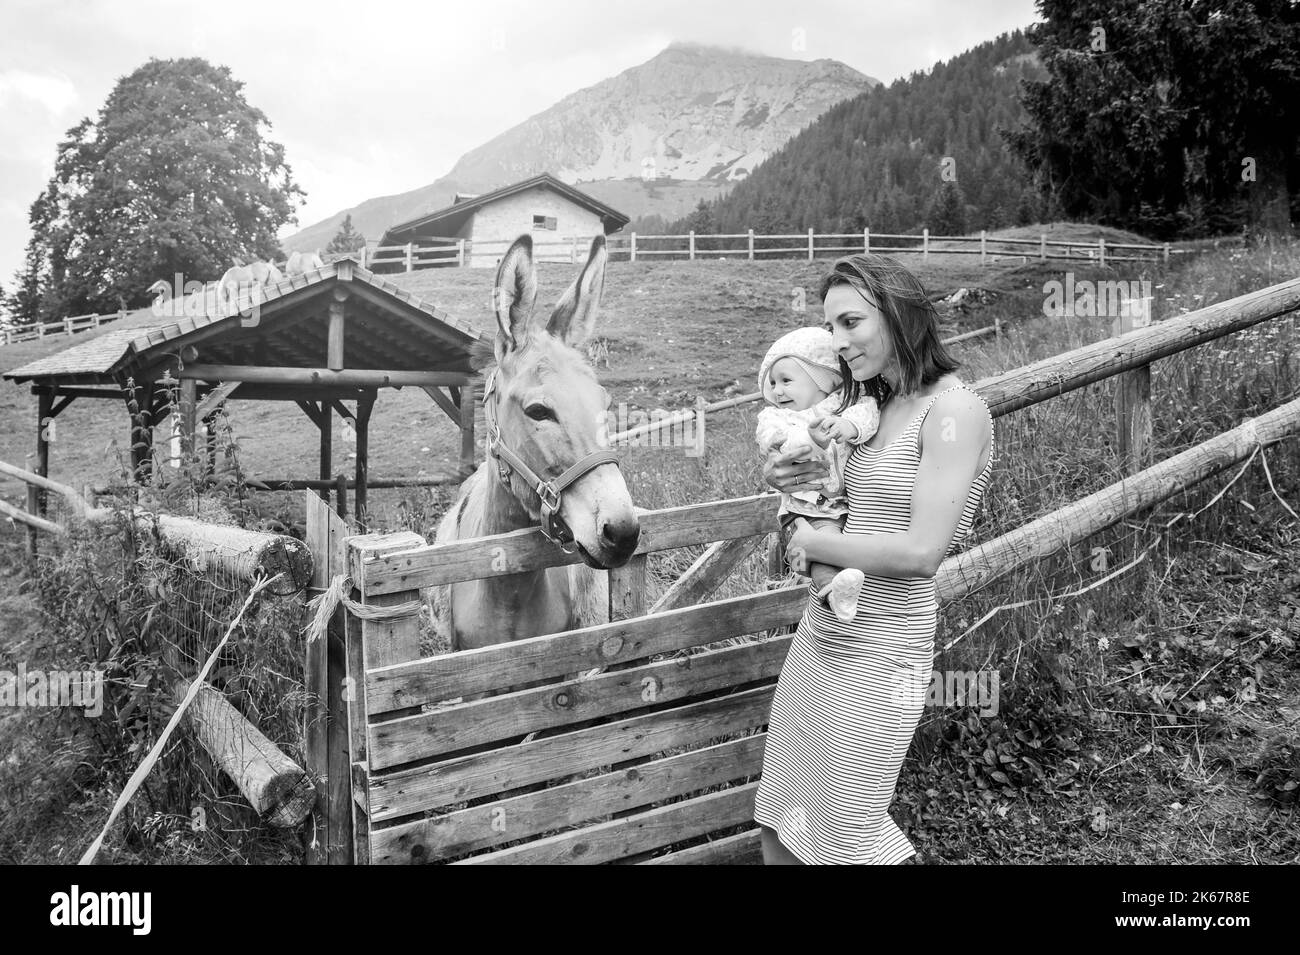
[4, 258, 491, 523]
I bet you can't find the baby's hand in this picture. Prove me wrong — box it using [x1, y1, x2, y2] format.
[814, 415, 860, 445]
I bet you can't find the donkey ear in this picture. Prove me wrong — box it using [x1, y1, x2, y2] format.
[493, 235, 537, 361]
[546, 234, 607, 348]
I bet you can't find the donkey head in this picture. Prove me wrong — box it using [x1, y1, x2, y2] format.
[488, 234, 639, 569]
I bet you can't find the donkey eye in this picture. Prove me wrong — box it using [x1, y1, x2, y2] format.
[525, 403, 555, 421]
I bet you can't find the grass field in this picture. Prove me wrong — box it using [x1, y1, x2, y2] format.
[2, 225, 1297, 864]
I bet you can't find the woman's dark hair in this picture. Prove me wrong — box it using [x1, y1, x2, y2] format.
[819, 253, 960, 413]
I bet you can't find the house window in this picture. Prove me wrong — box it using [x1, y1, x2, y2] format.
[533, 215, 557, 231]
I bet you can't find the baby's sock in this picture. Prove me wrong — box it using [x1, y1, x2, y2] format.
[818, 568, 865, 623]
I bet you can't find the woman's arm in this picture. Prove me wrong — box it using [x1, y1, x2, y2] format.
[790, 389, 992, 578]
[762, 444, 831, 494]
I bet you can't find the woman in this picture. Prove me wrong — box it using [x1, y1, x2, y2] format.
[752, 253, 995, 865]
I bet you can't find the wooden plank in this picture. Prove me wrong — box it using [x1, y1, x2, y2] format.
[640, 828, 762, 865]
[347, 532, 427, 668]
[327, 299, 345, 370]
[649, 535, 760, 614]
[368, 634, 790, 768]
[366, 584, 805, 713]
[195, 380, 239, 419]
[369, 734, 765, 862]
[1114, 307, 1153, 474]
[451, 783, 758, 865]
[367, 684, 775, 816]
[459, 380, 477, 475]
[607, 554, 647, 620]
[358, 493, 781, 594]
[303, 492, 352, 863]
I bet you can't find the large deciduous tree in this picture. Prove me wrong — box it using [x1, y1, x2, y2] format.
[11, 57, 303, 324]
[1006, 0, 1300, 238]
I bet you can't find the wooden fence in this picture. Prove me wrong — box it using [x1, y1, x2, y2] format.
[356, 228, 1183, 274]
[319, 273, 1300, 864]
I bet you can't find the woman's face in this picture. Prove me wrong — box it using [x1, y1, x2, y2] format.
[822, 284, 895, 382]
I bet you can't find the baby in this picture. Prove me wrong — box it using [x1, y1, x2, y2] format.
[755, 326, 880, 622]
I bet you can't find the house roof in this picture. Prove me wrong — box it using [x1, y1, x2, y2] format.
[381, 173, 630, 244]
[4, 260, 492, 387]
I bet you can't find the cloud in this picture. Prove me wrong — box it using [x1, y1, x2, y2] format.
[0, 69, 78, 116]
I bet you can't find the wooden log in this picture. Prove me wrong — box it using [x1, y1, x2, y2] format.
[124, 512, 313, 590]
[976, 275, 1300, 418]
[451, 783, 758, 865]
[355, 393, 374, 526]
[327, 296, 345, 371]
[369, 735, 765, 863]
[180, 681, 315, 827]
[175, 365, 473, 388]
[365, 584, 805, 712]
[937, 396, 1300, 602]
[366, 685, 774, 819]
[0, 498, 64, 535]
[368, 634, 790, 768]
[649, 535, 760, 614]
[357, 494, 780, 594]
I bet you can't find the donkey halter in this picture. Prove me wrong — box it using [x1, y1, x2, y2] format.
[481, 367, 619, 553]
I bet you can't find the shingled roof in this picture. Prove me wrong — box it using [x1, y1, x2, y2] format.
[5, 260, 491, 386]
[380, 173, 630, 245]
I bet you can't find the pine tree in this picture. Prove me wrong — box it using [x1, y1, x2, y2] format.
[926, 181, 968, 235]
[326, 214, 366, 255]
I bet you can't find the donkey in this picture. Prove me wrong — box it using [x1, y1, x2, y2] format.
[432, 234, 640, 651]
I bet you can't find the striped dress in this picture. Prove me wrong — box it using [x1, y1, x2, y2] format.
[753, 382, 995, 864]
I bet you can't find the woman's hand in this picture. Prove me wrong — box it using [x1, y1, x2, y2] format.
[763, 444, 830, 495]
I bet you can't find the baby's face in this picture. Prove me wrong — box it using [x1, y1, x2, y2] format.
[767, 357, 826, 411]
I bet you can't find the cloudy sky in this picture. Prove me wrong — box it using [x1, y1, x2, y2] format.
[0, 0, 1037, 293]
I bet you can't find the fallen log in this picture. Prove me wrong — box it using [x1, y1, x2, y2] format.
[179, 681, 316, 828]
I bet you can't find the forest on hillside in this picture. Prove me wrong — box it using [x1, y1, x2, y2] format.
[666, 31, 1047, 238]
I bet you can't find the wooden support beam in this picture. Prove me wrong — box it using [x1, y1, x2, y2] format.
[126, 379, 156, 484]
[459, 380, 477, 476]
[327, 293, 346, 371]
[233, 384, 369, 403]
[422, 385, 459, 423]
[295, 400, 325, 429]
[355, 392, 374, 528]
[29, 390, 52, 557]
[318, 401, 332, 504]
[176, 365, 473, 388]
[179, 378, 198, 460]
[330, 400, 355, 422]
[195, 381, 240, 419]
[49, 394, 77, 418]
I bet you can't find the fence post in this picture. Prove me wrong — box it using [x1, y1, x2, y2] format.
[980, 230, 987, 266]
[404, 243, 413, 272]
[571, 234, 578, 264]
[1040, 233, 1047, 261]
[864, 228, 870, 253]
[748, 229, 754, 260]
[1113, 305, 1152, 475]
[630, 232, 637, 263]
[344, 530, 427, 865]
[1163, 243, 1170, 264]
[92, 314, 101, 328]
[1098, 238, 1106, 268]
[689, 231, 695, 261]
[923, 228, 929, 261]
[457, 239, 465, 267]
[807, 227, 814, 261]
